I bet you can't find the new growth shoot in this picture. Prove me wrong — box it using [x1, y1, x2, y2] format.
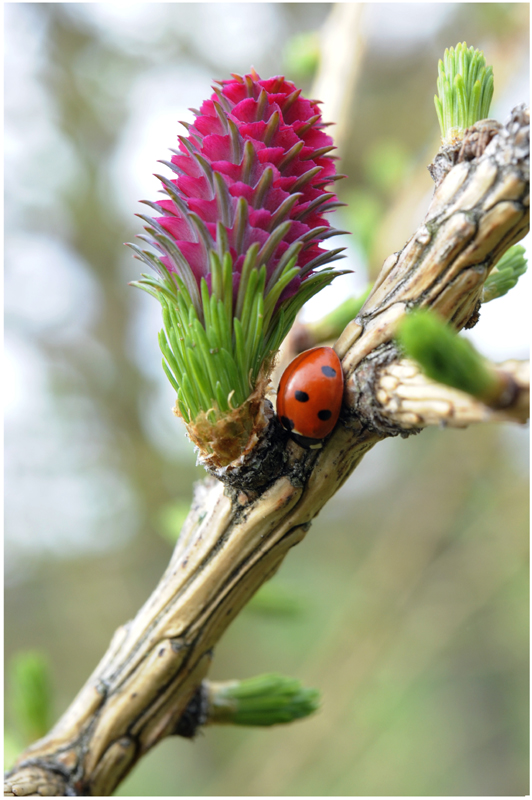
[397, 309, 513, 408]
[434, 42, 494, 142]
[208, 673, 320, 726]
[130, 71, 347, 466]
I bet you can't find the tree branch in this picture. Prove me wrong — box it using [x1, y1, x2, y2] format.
[5, 105, 529, 797]
[375, 357, 529, 429]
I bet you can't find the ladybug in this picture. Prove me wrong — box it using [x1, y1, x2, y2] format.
[276, 346, 344, 449]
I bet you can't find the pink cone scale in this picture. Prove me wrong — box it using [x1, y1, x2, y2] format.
[130, 70, 348, 466]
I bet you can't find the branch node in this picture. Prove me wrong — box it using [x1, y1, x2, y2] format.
[173, 684, 209, 739]
[346, 344, 422, 438]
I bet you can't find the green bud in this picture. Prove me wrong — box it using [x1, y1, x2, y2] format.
[482, 245, 527, 303]
[208, 673, 320, 727]
[396, 309, 500, 401]
[10, 651, 52, 743]
[434, 42, 494, 142]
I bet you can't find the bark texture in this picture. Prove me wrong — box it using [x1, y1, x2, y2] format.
[5, 106, 529, 797]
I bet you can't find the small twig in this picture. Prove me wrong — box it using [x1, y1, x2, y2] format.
[375, 358, 529, 429]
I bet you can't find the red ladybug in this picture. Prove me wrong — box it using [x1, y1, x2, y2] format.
[277, 346, 344, 449]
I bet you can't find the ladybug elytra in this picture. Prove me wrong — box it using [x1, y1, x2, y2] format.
[276, 346, 344, 449]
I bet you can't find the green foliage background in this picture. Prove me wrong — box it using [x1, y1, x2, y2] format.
[5, 3, 529, 795]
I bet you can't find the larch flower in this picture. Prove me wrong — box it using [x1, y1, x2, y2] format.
[130, 69, 348, 467]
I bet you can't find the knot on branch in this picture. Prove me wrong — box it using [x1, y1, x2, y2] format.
[173, 683, 209, 739]
[486, 103, 529, 174]
[428, 105, 529, 187]
[4, 764, 71, 797]
[429, 119, 502, 185]
[346, 344, 422, 438]
[205, 408, 290, 494]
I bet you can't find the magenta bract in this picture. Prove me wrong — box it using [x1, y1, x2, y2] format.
[144, 70, 343, 305]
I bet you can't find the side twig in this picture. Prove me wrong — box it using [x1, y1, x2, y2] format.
[376, 357, 529, 429]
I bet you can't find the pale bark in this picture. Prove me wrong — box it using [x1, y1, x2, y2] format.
[5, 106, 529, 797]
[375, 358, 529, 429]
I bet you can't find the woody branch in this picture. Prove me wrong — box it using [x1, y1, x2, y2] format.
[5, 105, 529, 798]
[376, 357, 529, 428]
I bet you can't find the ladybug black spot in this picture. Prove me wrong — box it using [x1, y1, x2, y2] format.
[295, 390, 309, 402]
[280, 415, 295, 431]
[321, 365, 336, 378]
[317, 409, 332, 421]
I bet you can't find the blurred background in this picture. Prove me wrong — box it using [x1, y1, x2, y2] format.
[5, 3, 529, 795]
